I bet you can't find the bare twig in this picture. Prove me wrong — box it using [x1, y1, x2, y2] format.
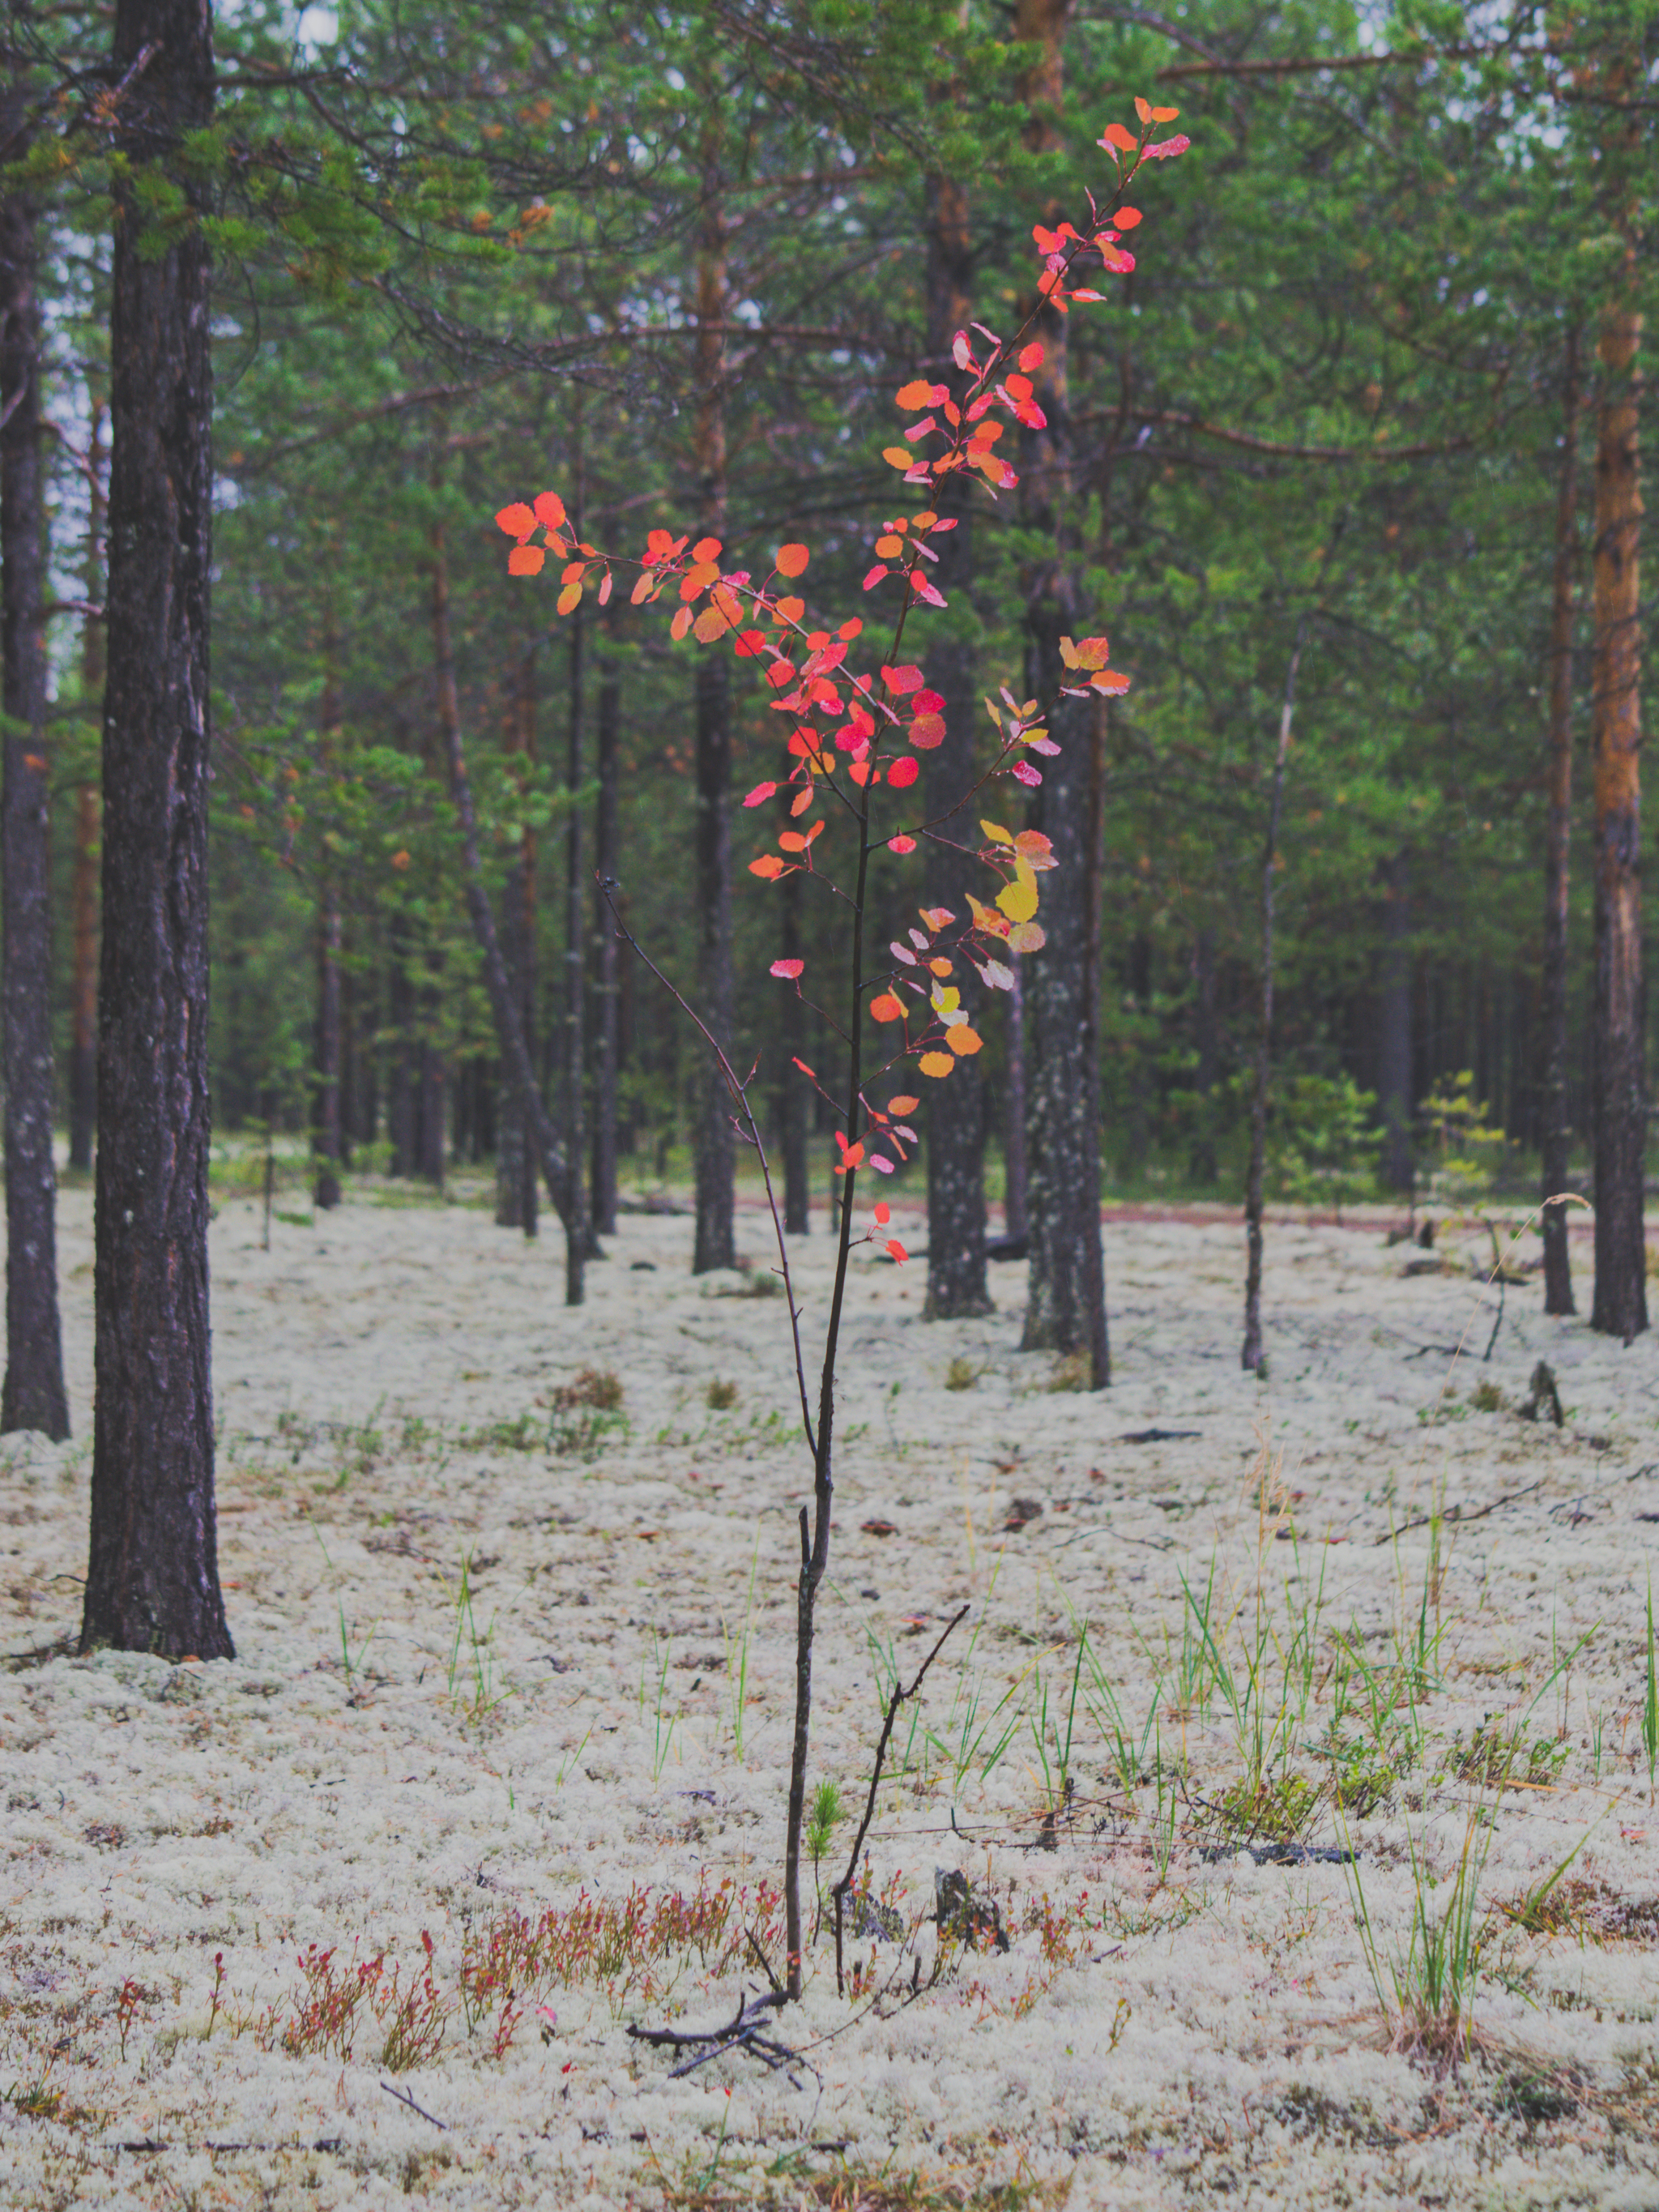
[833, 1603, 969, 1995]
[379, 2081, 447, 2130]
[1375, 1476, 1547, 1547]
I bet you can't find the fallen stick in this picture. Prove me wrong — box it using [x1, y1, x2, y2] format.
[1374, 1475, 1547, 1545]
[380, 2081, 448, 2130]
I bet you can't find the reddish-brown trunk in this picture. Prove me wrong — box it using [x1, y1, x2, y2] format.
[1542, 327, 1580, 1316]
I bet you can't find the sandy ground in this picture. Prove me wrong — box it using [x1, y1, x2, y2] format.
[2, 1174, 1658, 2209]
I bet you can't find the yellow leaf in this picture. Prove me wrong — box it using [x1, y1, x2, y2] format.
[949, 1027, 983, 1056]
[557, 580, 583, 615]
[996, 860, 1038, 924]
[979, 818, 1012, 845]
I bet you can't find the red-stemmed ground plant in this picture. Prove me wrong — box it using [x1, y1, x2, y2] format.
[496, 106, 1188, 2001]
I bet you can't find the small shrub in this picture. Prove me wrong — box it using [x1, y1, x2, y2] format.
[1047, 1352, 1090, 1394]
[706, 1378, 739, 1411]
[1216, 1770, 1319, 1845]
[944, 1357, 978, 1392]
[552, 1368, 623, 1412]
[1469, 1379, 1505, 1413]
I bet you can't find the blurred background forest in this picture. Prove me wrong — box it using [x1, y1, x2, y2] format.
[15, 0, 1658, 1229]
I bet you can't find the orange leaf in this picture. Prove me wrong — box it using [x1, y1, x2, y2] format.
[1104, 122, 1139, 152]
[881, 447, 914, 470]
[693, 605, 731, 643]
[1008, 920, 1046, 954]
[1114, 206, 1143, 228]
[919, 1052, 955, 1079]
[775, 543, 809, 578]
[748, 854, 786, 878]
[508, 545, 546, 576]
[838, 617, 863, 640]
[1134, 95, 1152, 122]
[495, 502, 536, 539]
[789, 785, 814, 817]
[885, 1237, 909, 1264]
[869, 993, 905, 1023]
[534, 490, 566, 531]
[920, 907, 955, 930]
[630, 573, 656, 605]
[949, 1027, 983, 1056]
[873, 1201, 891, 1224]
[671, 605, 693, 641]
[692, 535, 723, 562]
[1152, 105, 1180, 122]
[875, 535, 902, 558]
[777, 596, 805, 623]
[557, 580, 583, 614]
[887, 1095, 919, 1115]
[896, 378, 939, 408]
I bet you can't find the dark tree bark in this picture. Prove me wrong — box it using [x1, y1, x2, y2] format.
[1242, 627, 1307, 1375]
[497, 648, 537, 1236]
[1542, 327, 1580, 1315]
[691, 157, 735, 1275]
[1589, 240, 1646, 1341]
[69, 401, 105, 1176]
[82, 0, 232, 1658]
[778, 822, 809, 1235]
[590, 642, 620, 1236]
[0, 79, 68, 1440]
[921, 165, 990, 1319]
[1014, 0, 1107, 1383]
[1378, 852, 1414, 1194]
[312, 630, 343, 1210]
[417, 1018, 444, 1186]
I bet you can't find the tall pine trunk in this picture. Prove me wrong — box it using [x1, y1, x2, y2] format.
[562, 439, 588, 1303]
[313, 622, 343, 1210]
[1589, 240, 1646, 1340]
[82, 0, 232, 1657]
[590, 642, 620, 1236]
[0, 76, 68, 1439]
[1378, 852, 1413, 1194]
[497, 647, 537, 1235]
[1542, 327, 1580, 1315]
[1190, 926, 1218, 1185]
[1015, 0, 1107, 1383]
[1242, 629, 1306, 1374]
[691, 150, 735, 1275]
[921, 164, 990, 1318]
[69, 403, 105, 1175]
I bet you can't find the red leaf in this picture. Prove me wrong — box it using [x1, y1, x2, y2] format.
[869, 993, 905, 1023]
[1102, 122, 1139, 152]
[1115, 205, 1143, 228]
[507, 545, 545, 576]
[770, 958, 804, 980]
[913, 688, 945, 714]
[910, 713, 945, 749]
[748, 853, 786, 878]
[1144, 134, 1190, 159]
[868, 1153, 895, 1175]
[885, 1238, 908, 1264]
[1011, 760, 1042, 787]
[765, 660, 798, 690]
[495, 502, 535, 539]
[1019, 342, 1044, 371]
[883, 664, 923, 695]
[743, 781, 778, 807]
[792, 1057, 816, 1078]
[887, 834, 917, 854]
[774, 543, 809, 578]
[887, 756, 919, 788]
[873, 1201, 891, 1225]
[733, 629, 767, 657]
[692, 535, 723, 562]
[534, 491, 567, 531]
[863, 565, 889, 591]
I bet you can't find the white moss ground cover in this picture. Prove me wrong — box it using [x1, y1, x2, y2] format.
[2, 1181, 1657, 2209]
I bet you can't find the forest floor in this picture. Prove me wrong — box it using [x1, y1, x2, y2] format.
[3, 1172, 1658, 2209]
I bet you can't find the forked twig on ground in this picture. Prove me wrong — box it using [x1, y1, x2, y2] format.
[833, 1603, 970, 1995]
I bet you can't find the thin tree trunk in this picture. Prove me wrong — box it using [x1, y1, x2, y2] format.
[69, 400, 105, 1176]
[778, 824, 809, 1235]
[83, 0, 231, 1657]
[921, 164, 990, 1319]
[1242, 625, 1307, 1375]
[387, 929, 415, 1175]
[1589, 237, 1647, 1340]
[562, 422, 588, 1302]
[497, 646, 537, 1235]
[417, 1014, 444, 1186]
[1378, 851, 1414, 1194]
[692, 154, 735, 1275]
[1004, 954, 1027, 1238]
[1191, 925, 1218, 1185]
[590, 640, 620, 1236]
[0, 77, 68, 1440]
[1014, 0, 1107, 1384]
[1542, 327, 1580, 1314]
[433, 524, 574, 1230]
[313, 619, 343, 1210]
